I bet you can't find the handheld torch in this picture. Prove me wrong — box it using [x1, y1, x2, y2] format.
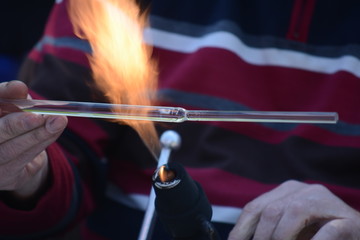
[138, 130, 220, 239]
[153, 162, 220, 240]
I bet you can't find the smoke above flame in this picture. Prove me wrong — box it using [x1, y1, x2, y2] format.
[68, 0, 159, 157]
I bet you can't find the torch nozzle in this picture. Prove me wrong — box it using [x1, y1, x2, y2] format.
[158, 164, 176, 183]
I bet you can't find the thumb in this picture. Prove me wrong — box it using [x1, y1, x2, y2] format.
[0, 80, 28, 99]
[311, 219, 353, 240]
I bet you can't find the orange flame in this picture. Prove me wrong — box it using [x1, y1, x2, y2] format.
[158, 165, 176, 183]
[68, 0, 159, 157]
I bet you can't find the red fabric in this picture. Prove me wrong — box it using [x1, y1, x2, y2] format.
[286, 0, 316, 42]
[155, 48, 360, 122]
[0, 143, 74, 234]
[44, 0, 76, 38]
[66, 116, 109, 158]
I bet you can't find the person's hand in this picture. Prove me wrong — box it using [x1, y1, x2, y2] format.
[228, 180, 360, 240]
[0, 81, 67, 199]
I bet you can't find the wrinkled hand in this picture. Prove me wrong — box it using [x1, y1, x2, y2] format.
[228, 180, 360, 240]
[0, 81, 67, 198]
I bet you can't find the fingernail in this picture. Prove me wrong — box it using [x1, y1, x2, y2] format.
[46, 116, 67, 133]
[0, 81, 10, 88]
[3, 81, 19, 88]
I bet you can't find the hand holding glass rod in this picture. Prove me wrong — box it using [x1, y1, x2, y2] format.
[0, 98, 338, 124]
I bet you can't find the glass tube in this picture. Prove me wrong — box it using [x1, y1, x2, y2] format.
[0, 98, 338, 124]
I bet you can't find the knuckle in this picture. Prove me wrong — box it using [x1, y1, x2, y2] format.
[243, 201, 262, 216]
[30, 128, 48, 143]
[0, 113, 46, 141]
[306, 183, 328, 193]
[0, 142, 20, 162]
[1, 117, 19, 139]
[25, 153, 47, 176]
[287, 200, 305, 217]
[280, 179, 305, 188]
[272, 231, 286, 240]
[261, 204, 282, 222]
[301, 184, 332, 202]
[0, 113, 35, 140]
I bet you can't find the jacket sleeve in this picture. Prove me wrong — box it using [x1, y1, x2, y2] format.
[0, 0, 112, 238]
[0, 141, 95, 239]
[0, 90, 114, 239]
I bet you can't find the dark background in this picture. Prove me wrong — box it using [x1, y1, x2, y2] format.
[0, 0, 53, 81]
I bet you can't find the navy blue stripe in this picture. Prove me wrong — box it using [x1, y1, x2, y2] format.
[149, 0, 293, 36]
[158, 89, 360, 136]
[150, 0, 360, 46]
[35, 36, 92, 54]
[149, 15, 360, 59]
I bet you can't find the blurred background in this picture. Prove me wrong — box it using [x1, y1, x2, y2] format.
[0, 0, 53, 81]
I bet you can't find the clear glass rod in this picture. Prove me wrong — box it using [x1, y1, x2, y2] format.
[0, 98, 338, 124]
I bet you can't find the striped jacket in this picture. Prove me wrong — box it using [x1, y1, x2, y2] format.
[1, 0, 360, 239]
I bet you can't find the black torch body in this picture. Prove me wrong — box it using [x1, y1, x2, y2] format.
[152, 162, 218, 240]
